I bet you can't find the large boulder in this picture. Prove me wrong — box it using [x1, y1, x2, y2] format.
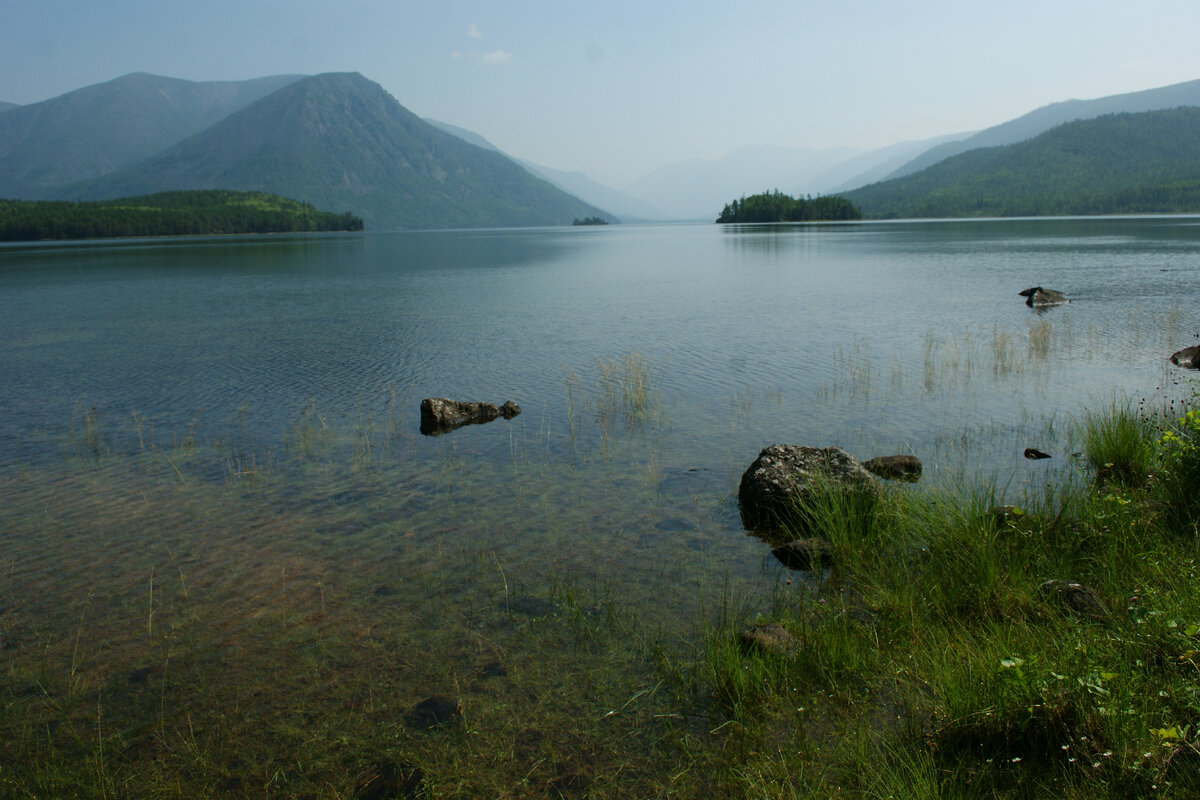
[1170, 345, 1200, 369]
[1018, 286, 1069, 307]
[738, 445, 877, 531]
[419, 398, 521, 436]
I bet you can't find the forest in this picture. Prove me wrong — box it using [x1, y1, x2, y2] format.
[716, 191, 863, 223]
[0, 190, 364, 241]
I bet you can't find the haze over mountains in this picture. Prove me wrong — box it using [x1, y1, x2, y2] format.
[2, 70, 1200, 226]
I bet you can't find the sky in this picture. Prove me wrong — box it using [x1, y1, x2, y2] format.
[5, 0, 1200, 187]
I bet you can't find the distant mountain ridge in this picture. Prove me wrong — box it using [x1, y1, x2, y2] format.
[844, 107, 1200, 218]
[0, 101, 17, 113]
[64, 73, 610, 230]
[425, 118, 664, 220]
[881, 76, 1200, 182]
[0, 72, 304, 198]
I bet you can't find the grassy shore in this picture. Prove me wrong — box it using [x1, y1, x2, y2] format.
[2, 386, 1199, 798]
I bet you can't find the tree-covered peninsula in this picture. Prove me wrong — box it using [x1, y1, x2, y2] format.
[716, 190, 862, 223]
[0, 190, 363, 241]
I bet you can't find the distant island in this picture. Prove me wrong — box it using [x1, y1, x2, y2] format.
[716, 191, 862, 223]
[572, 216, 610, 226]
[0, 190, 363, 241]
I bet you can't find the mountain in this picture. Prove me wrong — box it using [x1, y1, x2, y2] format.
[0, 72, 304, 198]
[843, 107, 1200, 218]
[426, 117, 664, 220]
[820, 132, 975, 193]
[623, 144, 861, 220]
[883, 76, 1200, 182]
[66, 73, 611, 230]
[0, 102, 17, 113]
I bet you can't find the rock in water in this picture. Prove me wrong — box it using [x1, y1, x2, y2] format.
[771, 538, 834, 570]
[1170, 345, 1200, 369]
[738, 445, 876, 531]
[1024, 447, 1052, 460]
[1018, 286, 1069, 307]
[419, 397, 521, 436]
[863, 455, 922, 481]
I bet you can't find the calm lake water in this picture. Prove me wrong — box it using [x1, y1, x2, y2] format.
[2, 217, 1199, 792]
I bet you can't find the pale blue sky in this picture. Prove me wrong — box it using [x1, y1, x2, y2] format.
[4, 0, 1200, 185]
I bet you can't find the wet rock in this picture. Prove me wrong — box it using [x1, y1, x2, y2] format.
[1170, 344, 1200, 369]
[739, 622, 800, 655]
[406, 696, 463, 730]
[1024, 447, 1052, 460]
[738, 445, 876, 531]
[354, 761, 426, 800]
[771, 537, 834, 570]
[1018, 286, 1070, 307]
[503, 596, 556, 617]
[1039, 579, 1109, 620]
[128, 665, 162, 685]
[863, 455, 922, 482]
[419, 397, 521, 436]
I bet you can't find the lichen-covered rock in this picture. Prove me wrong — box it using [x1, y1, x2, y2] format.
[419, 397, 520, 436]
[1170, 344, 1200, 369]
[863, 454, 922, 481]
[738, 445, 876, 531]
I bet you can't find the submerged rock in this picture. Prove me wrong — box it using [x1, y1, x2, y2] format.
[771, 537, 834, 570]
[405, 696, 463, 730]
[1018, 286, 1070, 307]
[1039, 579, 1109, 620]
[739, 622, 800, 655]
[738, 445, 877, 531]
[419, 397, 521, 436]
[1024, 447, 1052, 460]
[1170, 344, 1200, 369]
[354, 761, 425, 800]
[863, 455, 922, 482]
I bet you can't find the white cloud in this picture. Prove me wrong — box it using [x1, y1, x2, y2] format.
[481, 50, 512, 66]
[451, 50, 464, 61]
[467, 23, 483, 39]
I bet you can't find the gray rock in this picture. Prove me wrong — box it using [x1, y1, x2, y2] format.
[771, 538, 834, 570]
[738, 445, 877, 531]
[1039, 579, 1109, 620]
[863, 455, 922, 482]
[1018, 286, 1070, 307]
[419, 397, 520, 436]
[1170, 345, 1200, 369]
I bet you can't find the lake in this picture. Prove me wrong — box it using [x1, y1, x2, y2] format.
[1, 217, 1198, 794]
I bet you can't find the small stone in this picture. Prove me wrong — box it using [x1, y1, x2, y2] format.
[771, 538, 834, 570]
[1024, 447, 1052, 460]
[354, 761, 425, 800]
[1170, 345, 1200, 369]
[738, 622, 800, 655]
[863, 455, 922, 481]
[1039, 579, 1109, 620]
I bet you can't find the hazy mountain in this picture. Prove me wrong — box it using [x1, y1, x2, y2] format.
[0, 101, 17, 114]
[820, 132, 975, 193]
[67, 73, 611, 230]
[624, 144, 861, 220]
[883, 76, 1200, 181]
[0, 72, 304, 198]
[844, 107, 1200, 218]
[426, 117, 663, 220]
